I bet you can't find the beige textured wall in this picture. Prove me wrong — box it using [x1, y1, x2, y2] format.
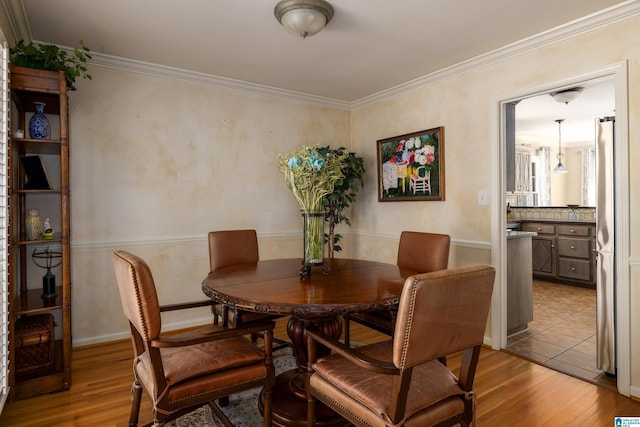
[350, 17, 640, 393]
[67, 67, 351, 342]
[59, 15, 639, 394]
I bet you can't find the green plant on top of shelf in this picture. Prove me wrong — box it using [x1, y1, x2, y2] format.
[10, 39, 92, 90]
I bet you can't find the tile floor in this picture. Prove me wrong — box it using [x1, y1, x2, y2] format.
[505, 279, 617, 390]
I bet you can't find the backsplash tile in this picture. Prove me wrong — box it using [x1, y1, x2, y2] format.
[510, 207, 595, 222]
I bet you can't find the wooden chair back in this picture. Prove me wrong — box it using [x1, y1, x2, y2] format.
[113, 250, 161, 346]
[208, 229, 259, 272]
[393, 264, 495, 368]
[397, 230, 450, 273]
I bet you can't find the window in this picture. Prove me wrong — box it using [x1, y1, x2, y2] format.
[581, 148, 596, 206]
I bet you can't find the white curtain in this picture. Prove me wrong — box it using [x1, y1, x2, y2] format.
[537, 146, 551, 206]
[581, 148, 596, 206]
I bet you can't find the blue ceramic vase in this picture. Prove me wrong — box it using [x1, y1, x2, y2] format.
[29, 101, 49, 139]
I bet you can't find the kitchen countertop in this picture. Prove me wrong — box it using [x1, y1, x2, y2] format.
[506, 230, 537, 239]
[514, 219, 596, 225]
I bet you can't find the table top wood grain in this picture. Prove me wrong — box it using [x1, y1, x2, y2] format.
[202, 258, 416, 317]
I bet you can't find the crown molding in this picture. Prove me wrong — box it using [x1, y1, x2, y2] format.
[0, 0, 31, 45]
[86, 51, 351, 110]
[5, 1, 639, 110]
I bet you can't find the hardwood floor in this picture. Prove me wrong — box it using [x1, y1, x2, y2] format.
[1, 317, 639, 426]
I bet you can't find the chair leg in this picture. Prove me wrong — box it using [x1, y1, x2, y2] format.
[129, 380, 142, 427]
[222, 305, 230, 326]
[344, 317, 351, 346]
[262, 384, 272, 427]
[218, 395, 230, 407]
[307, 393, 316, 427]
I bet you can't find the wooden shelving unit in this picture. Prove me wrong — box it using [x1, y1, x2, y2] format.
[7, 65, 71, 401]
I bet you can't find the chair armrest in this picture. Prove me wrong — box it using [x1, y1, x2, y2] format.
[306, 328, 398, 375]
[152, 320, 275, 348]
[159, 300, 215, 312]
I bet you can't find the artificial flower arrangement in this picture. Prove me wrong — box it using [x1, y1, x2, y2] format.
[277, 145, 349, 213]
[278, 145, 349, 271]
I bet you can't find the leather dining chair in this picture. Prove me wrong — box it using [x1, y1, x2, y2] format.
[305, 264, 496, 427]
[208, 229, 261, 327]
[344, 231, 450, 345]
[112, 250, 275, 427]
[208, 230, 289, 350]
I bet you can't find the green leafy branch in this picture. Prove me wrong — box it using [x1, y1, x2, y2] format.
[10, 40, 92, 90]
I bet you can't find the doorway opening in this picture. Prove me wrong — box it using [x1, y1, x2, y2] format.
[501, 76, 616, 387]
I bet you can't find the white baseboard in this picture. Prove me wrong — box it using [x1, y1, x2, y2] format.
[72, 315, 214, 348]
[629, 385, 640, 400]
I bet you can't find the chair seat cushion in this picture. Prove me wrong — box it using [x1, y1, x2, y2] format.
[310, 341, 466, 426]
[136, 334, 266, 401]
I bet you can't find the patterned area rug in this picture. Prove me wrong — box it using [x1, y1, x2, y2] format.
[168, 347, 296, 426]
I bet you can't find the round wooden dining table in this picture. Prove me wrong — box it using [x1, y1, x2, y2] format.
[202, 258, 416, 427]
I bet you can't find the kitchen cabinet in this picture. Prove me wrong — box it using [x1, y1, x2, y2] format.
[523, 223, 556, 278]
[507, 144, 535, 203]
[7, 66, 71, 400]
[557, 224, 595, 285]
[521, 221, 596, 288]
[514, 147, 532, 193]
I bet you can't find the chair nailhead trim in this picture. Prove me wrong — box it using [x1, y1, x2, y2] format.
[171, 375, 267, 404]
[312, 386, 373, 427]
[399, 278, 420, 368]
[123, 257, 150, 341]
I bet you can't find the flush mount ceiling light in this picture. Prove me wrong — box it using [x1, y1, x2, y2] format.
[274, 0, 334, 39]
[550, 87, 584, 104]
[553, 119, 568, 174]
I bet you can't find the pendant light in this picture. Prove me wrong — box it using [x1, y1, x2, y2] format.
[553, 119, 568, 174]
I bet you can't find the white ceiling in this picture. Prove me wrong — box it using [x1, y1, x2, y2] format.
[516, 78, 615, 147]
[4, 0, 626, 142]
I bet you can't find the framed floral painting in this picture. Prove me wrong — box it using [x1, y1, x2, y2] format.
[377, 127, 445, 202]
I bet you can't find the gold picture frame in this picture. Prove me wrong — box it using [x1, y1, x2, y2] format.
[377, 127, 445, 202]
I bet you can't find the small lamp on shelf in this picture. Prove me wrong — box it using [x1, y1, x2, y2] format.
[32, 247, 62, 299]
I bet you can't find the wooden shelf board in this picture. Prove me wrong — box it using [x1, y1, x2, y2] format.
[15, 286, 64, 314]
[13, 237, 64, 246]
[11, 138, 62, 155]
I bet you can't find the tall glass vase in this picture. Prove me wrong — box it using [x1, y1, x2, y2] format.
[300, 211, 328, 277]
[26, 208, 42, 240]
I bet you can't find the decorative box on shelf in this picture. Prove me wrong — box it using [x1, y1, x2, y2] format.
[14, 313, 55, 374]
